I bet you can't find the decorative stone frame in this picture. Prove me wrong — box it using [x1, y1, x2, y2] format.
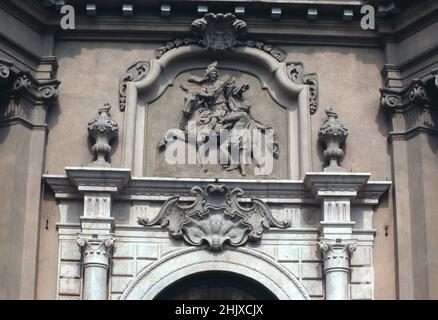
[120, 246, 310, 300]
[121, 45, 314, 179]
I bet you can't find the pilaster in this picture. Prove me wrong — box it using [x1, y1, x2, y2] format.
[0, 57, 59, 299]
[380, 72, 438, 299]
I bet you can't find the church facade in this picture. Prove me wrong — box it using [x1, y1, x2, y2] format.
[0, 0, 437, 300]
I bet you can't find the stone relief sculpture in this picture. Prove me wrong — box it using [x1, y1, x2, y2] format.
[154, 13, 285, 62]
[87, 103, 119, 167]
[318, 107, 349, 172]
[160, 62, 279, 176]
[138, 184, 290, 251]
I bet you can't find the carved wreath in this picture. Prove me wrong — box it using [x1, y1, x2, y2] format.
[138, 184, 290, 251]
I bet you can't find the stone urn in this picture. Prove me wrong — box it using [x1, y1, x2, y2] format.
[318, 108, 348, 172]
[87, 103, 119, 167]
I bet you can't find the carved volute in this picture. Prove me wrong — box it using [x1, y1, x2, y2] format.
[138, 184, 290, 251]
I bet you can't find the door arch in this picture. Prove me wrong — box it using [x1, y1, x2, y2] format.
[120, 247, 310, 300]
[155, 271, 278, 300]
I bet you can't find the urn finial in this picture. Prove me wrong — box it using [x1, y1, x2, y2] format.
[318, 107, 348, 172]
[87, 103, 119, 167]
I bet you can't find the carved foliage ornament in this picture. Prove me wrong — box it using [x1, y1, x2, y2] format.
[7, 71, 60, 101]
[138, 184, 290, 251]
[119, 61, 150, 111]
[191, 13, 247, 51]
[318, 108, 349, 172]
[154, 13, 285, 62]
[87, 103, 119, 167]
[287, 63, 319, 115]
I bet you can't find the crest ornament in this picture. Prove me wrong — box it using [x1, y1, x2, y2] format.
[191, 13, 247, 51]
[138, 184, 290, 251]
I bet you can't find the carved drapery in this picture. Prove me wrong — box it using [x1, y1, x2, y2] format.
[138, 184, 290, 251]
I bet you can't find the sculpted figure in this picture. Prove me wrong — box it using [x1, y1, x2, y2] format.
[161, 62, 279, 176]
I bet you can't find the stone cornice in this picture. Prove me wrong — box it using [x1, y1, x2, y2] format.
[65, 167, 131, 193]
[303, 172, 371, 198]
[44, 172, 390, 207]
[0, 0, 433, 52]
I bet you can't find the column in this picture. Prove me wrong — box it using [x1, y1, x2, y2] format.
[319, 238, 356, 300]
[67, 167, 131, 300]
[305, 172, 370, 300]
[77, 235, 115, 300]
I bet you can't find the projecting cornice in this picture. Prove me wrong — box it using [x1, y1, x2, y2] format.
[43, 171, 390, 207]
[1, 0, 432, 48]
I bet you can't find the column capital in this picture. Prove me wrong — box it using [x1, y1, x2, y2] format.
[77, 234, 116, 258]
[319, 238, 356, 272]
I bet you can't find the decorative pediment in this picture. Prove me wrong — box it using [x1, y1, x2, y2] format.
[138, 184, 290, 251]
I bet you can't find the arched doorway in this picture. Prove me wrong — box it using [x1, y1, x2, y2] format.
[155, 271, 277, 300]
[120, 247, 310, 300]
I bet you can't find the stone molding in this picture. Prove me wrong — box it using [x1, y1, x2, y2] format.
[304, 172, 371, 198]
[120, 246, 310, 300]
[118, 13, 319, 120]
[45, 173, 390, 206]
[380, 74, 438, 139]
[119, 61, 149, 111]
[287, 63, 319, 115]
[66, 167, 131, 193]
